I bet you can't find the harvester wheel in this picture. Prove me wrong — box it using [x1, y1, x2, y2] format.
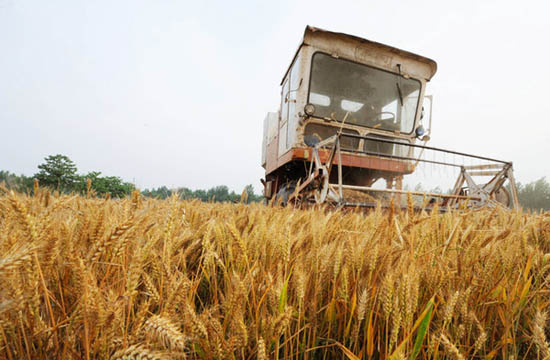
[275, 182, 296, 206]
[312, 166, 329, 204]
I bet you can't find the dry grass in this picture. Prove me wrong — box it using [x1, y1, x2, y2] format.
[1, 186, 550, 359]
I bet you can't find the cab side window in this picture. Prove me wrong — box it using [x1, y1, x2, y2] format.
[279, 76, 290, 151]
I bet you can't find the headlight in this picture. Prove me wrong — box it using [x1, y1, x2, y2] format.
[415, 125, 425, 137]
[304, 103, 315, 116]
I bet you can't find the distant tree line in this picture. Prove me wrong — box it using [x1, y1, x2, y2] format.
[0, 154, 263, 202]
[0, 170, 34, 193]
[3, 154, 549, 209]
[515, 178, 550, 212]
[141, 184, 263, 203]
[0, 154, 134, 198]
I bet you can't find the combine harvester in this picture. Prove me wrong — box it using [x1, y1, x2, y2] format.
[261, 26, 519, 209]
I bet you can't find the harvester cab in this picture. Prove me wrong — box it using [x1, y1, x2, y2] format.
[261, 26, 519, 210]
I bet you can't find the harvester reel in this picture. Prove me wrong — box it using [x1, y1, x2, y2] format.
[276, 132, 519, 210]
[467, 189, 490, 208]
[492, 186, 511, 207]
[468, 186, 510, 209]
[453, 165, 517, 209]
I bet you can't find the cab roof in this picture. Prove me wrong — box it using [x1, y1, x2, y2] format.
[281, 25, 438, 85]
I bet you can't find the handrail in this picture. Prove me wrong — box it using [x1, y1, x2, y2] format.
[331, 133, 510, 164]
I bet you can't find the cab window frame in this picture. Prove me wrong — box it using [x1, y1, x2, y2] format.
[306, 51, 422, 135]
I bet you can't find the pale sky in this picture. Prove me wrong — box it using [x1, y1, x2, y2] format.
[1, 0, 549, 193]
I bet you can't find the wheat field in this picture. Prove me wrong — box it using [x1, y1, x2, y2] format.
[1, 185, 550, 359]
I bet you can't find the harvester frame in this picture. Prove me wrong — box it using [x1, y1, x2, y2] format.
[284, 131, 519, 209]
[261, 26, 519, 210]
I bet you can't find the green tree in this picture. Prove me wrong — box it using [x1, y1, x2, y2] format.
[516, 177, 550, 211]
[0, 170, 33, 193]
[79, 171, 134, 198]
[243, 184, 263, 203]
[206, 185, 231, 202]
[192, 189, 208, 201]
[142, 186, 172, 199]
[34, 154, 78, 192]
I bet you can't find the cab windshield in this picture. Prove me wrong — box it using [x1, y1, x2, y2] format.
[308, 52, 421, 134]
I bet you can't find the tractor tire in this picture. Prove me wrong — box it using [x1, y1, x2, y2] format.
[275, 182, 297, 206]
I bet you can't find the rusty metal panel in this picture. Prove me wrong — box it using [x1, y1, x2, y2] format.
[303, 26, 437, 81]
[279, 147, 414, 174]
[298, 118, 417, 157]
